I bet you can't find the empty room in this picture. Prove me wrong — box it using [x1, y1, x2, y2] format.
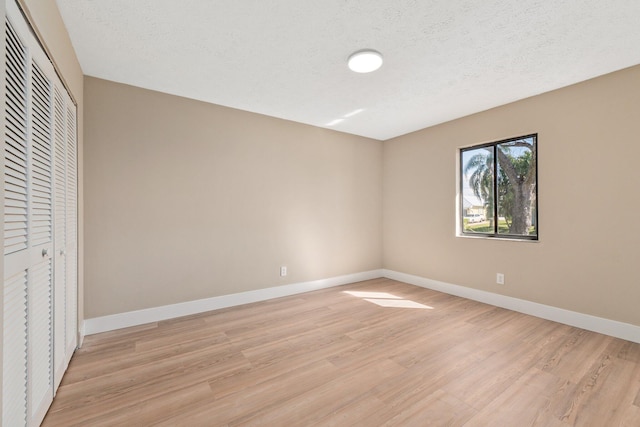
[2, 0, 640, 426]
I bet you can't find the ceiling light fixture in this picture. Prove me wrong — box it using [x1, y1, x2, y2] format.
[348, 49, 383, 73]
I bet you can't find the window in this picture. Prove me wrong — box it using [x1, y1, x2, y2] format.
[460, 134, 537, 240]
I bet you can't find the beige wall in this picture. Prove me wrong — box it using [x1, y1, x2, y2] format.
[383, 64, 640, 326]
[84, 77, 383, 318]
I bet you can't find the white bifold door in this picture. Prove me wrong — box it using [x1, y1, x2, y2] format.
[3, 0, 78, 425]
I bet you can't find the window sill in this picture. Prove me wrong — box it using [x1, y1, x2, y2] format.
[457, 234, 539, 243]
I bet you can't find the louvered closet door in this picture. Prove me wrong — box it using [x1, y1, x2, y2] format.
[3, 0, 69, 425]
[27, 56, 55, 426]
[52, 85, 77, 388]
[52, 86, 67, 389]
[3, 21, 55, 427]
[3, 17, 30, 426]
[64, 101, 77, 356]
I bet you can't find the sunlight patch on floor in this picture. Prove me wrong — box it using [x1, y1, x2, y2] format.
[343, 291, 433, 309]
[344, 291, 402, 299]
[364, 298, 433, 309]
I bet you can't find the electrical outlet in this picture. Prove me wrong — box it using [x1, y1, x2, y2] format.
[280, 266, 287, 277]
[496, 273, 505, 285]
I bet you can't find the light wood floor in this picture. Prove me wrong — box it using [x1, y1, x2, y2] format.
[43, 278, 640, 426]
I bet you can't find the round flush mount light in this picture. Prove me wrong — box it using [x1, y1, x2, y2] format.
[348, 49, 383, 73]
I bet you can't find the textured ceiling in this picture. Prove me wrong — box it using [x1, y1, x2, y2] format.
[56, 0, 640, 141]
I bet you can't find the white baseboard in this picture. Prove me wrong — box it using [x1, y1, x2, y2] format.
[383, 269, 640, 344]
[83, 269, 384, 335]
[84, 268, 640, 344]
